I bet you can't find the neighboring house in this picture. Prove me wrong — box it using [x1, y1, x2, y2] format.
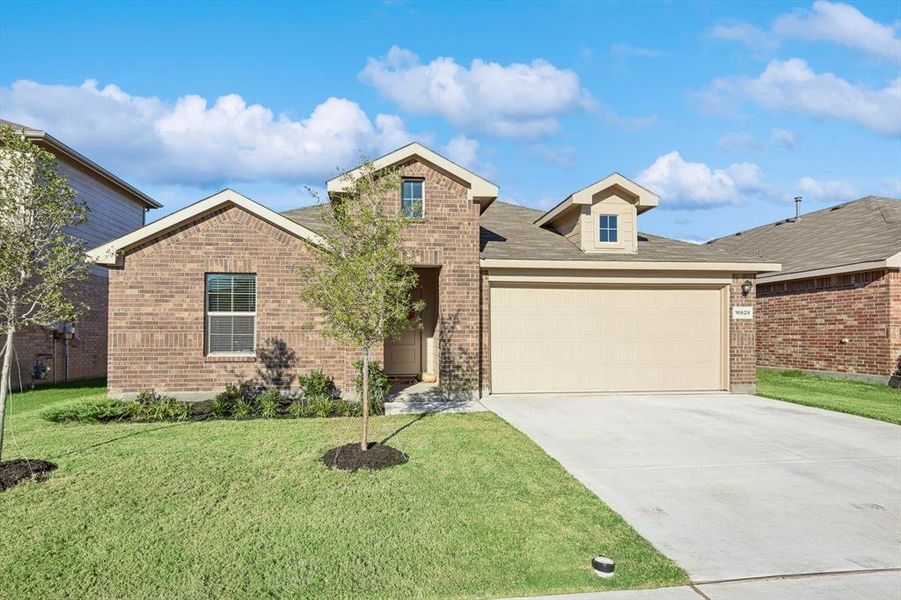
[88, 143, 778, 399]
[1, 119, 160, 386]
[708, 196, 901, 383]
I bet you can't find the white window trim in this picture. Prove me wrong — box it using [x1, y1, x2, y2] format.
[597, 213, 619, 244]
[402, 178, 425, 219]
[205, 275, 257, 357]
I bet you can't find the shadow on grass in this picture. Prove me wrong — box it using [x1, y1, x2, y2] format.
[380, 412, 432, 446]
[49, 422, 184, 459]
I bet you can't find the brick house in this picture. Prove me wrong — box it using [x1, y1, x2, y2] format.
[708, 196, 901, 383]
[89, 143, 778, 398]
[1, 119, 160, 387]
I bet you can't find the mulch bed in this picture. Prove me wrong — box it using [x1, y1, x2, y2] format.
[322, 443, 407, 472]
[0, 459, 58, 492]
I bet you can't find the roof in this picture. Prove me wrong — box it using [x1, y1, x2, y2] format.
[1, 119, 161, 209]
[88, 189, 323, 266]
[283, 200, 780, 272]
[534, 172, 659, 228]
[326, 142, 498, 213]
[707, 196, 901, 281]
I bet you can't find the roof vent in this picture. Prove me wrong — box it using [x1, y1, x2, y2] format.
[793, 196, 802, 221]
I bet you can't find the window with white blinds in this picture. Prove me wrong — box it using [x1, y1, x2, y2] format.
[205, 274, 256, 355]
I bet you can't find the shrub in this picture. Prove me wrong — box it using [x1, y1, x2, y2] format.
[212, 381, 250, 418]
[257, 389, 281, 419]
[131, 390, 190, 421]
[297, 369, 336, 399]
[287, 399, 312, 419]
[307, 393, 334, 418]
[354, 360, 391, 404]
[233, 397, 255, 419]
[41, 399, 134, 423]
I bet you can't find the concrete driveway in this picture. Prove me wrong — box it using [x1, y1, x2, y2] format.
[483, 393, 901, 588]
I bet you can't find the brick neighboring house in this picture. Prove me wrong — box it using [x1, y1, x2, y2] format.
[89, 143, 778, 399]
[708, 196, 901, 383]
[1, 119, 160, 387]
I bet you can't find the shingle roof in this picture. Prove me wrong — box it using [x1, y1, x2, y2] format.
[707, 196, 901, 279]
[283, 200, 766, 265]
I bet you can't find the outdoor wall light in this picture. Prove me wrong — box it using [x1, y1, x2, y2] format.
[740, 279, 753, 296]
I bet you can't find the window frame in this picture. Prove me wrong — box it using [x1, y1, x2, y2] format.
[204, 273, 257, 357]
[598, 214, 619, 244]
[401, 178, 425, 219]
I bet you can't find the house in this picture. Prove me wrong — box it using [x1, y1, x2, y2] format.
[1, 119, 161, 386]
[708, 196, 901, 383]
[88, 143, 779, 399]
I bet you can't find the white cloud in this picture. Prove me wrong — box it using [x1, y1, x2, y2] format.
[770, 128, 798, 150]
[443, 134, 479, 168]
[702, 59, 901, 135]
[636, 151, 767, 207]
[609, 44, 665, 58]
[797, 176, 857, 200]
[707, 22, 778, 54]
[773, 1, 901, 63]
[708, 2, 900, 62]
[0, 79, 420, 186]
[718, 132, 765, 153]
[359, 46, 595, 139]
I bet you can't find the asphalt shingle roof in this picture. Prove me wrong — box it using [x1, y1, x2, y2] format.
[707, 196, 900, 278]
[283, 200, 766, 265]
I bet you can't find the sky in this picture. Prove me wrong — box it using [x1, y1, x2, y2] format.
[1, 0, 899, 242]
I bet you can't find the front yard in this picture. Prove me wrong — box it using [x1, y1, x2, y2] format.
[757, 369, 901, 424]
[0, 381, 685, 599]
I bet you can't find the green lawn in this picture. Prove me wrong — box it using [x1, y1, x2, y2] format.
[757, 369, 901, 424]
[0, 381, 685, 599]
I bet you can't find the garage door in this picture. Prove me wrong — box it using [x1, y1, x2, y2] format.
[490, 285, 725, 394]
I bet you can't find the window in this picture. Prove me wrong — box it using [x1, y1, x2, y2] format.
[401, 179, 424, 218]
[599, 214, 618, 243]
[206, 274, 256, 355]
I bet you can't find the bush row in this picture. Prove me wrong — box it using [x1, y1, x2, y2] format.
[42, 364, 392, 424]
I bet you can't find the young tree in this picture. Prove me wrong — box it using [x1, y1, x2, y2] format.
[300, 159, 423, 452]
[0, 125, 89, 461]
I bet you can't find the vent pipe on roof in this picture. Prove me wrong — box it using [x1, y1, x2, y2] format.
[794, 196, 802, 221]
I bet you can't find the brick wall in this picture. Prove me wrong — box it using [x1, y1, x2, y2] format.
[756, 269, 896, 377]
[730, 273, 757, 389]
[108, 206, 359, 395]
[4, 273, 108, 389]
[390, 159, 481, 393]
[107, 157, 483, 396]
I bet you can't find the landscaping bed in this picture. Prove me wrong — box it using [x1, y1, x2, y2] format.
[1, 380, 685, 599]
[757, 369, 901, 424]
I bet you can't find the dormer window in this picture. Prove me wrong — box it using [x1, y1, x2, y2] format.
[402, 179, 424, 218]
[599, 214, 618, 243]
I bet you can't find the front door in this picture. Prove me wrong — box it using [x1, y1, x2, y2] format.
[384, 286, 423, 376]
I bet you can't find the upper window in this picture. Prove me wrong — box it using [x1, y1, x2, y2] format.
[599, 215, 618, 243]
[402, 179, 424, 218]
[206, 274, 256, 355]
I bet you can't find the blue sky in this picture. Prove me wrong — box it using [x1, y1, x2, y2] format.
[1, 0, 899, 241]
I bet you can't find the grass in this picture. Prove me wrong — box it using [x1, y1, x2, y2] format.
[757, 369, 901, 425]
[0, 381, 685, 599]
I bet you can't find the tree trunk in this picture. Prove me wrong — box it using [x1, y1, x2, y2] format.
[361, 348, 370, 452]
[0, 328, 14, 463]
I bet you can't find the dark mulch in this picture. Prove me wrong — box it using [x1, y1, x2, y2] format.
[322, 443, 408, 472]
[0, 459, 58, 492]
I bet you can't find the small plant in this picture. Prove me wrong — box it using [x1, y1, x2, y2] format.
[288, 399, 311, 418]
[307, 394, 334, 418]
[212, 381, 250, 418]
[354, 360, 391, 404]
[129, 390, 190, 421]
[257, 389, 281, 419]
[233, 397, 254, 419]
[297, 369, 336, 399]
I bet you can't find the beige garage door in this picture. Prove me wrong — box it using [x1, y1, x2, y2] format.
[490, 285, 726, 394]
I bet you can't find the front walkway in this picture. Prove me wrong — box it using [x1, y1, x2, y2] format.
[483, 393, 901, 598]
